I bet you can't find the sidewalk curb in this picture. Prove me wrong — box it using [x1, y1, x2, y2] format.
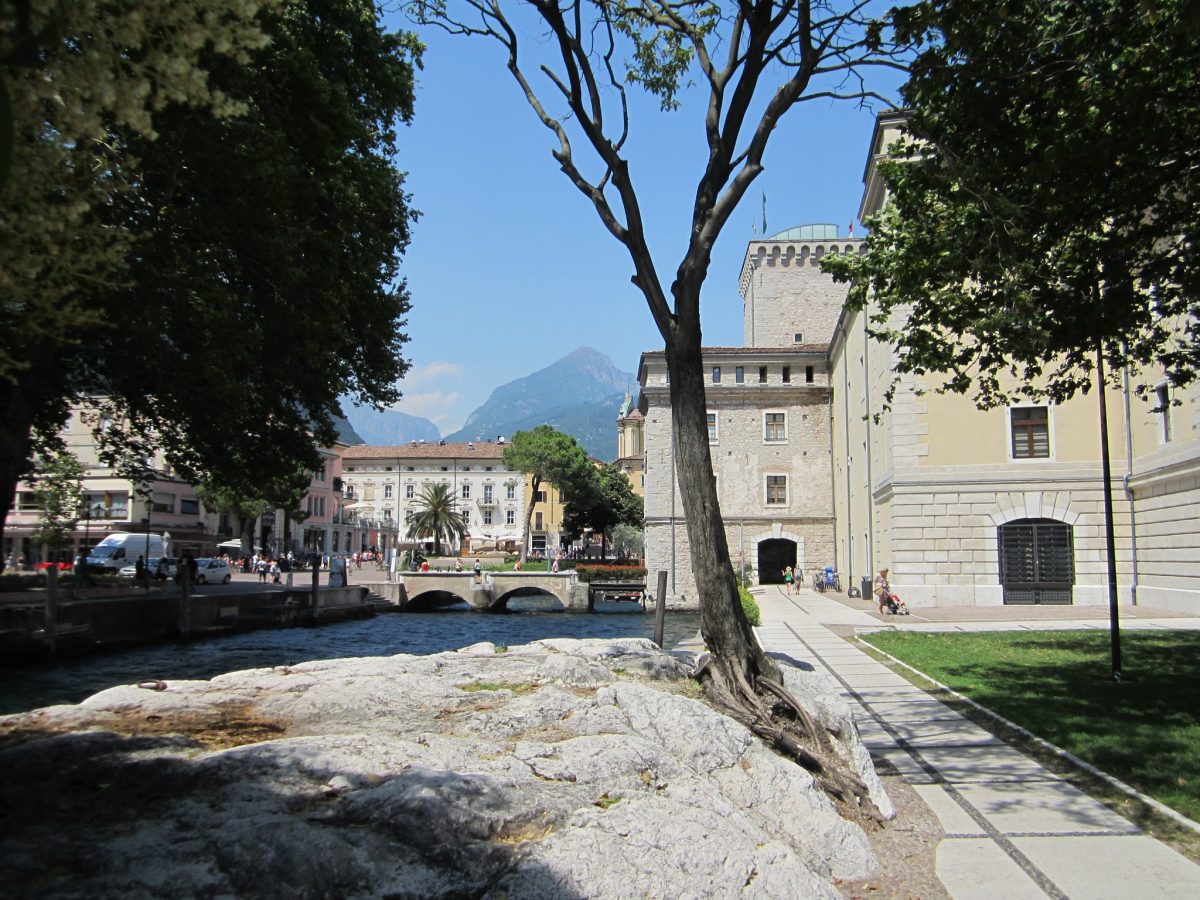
[855, 633, 1200, 838]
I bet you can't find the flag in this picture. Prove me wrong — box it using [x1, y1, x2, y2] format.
[848, 222, 855, 237]
[761, 192, 768, 236]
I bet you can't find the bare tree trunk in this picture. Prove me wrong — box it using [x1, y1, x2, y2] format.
[665, 320, 781, 698]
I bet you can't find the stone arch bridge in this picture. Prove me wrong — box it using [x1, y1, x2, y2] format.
[384, 572, 587, 611]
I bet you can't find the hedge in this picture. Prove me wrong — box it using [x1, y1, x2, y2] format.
[573, 564, 647, 583]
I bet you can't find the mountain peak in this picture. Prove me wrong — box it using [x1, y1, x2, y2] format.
[445, 347, 638, 459]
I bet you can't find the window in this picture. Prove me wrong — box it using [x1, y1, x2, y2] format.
[506, 484, 516, 501]
[1156, 384, 1172, 442]
[483, 484, 494, 503]
[318, 497, 325, 517]
[180, 498, 200, 515]
[712, 366, 721, 383]
[440, 466, 448, 472]
[793, 332, 803, 343]
[765, 475, 787, 506]
[535, 490, 547, 504]
[707, 412, 718, 444]
[735, 366, 744, 384]
[405, 483, 415, 499]
[758, 366, 767, 383]
[404, 510, 413, 523]
[483, 509, 493, 525]
[782, 366, 791, 383]
[764, 412, 787, 443]
[535, 511, 544, 530]
[1010, 406, 1050, 459]
[506, 509, 515, 525]
[461, 484, 471, 500]
[364, 484, 375, 500]
[805, 365, 814, 383]
[384, 484, 393, 499]
[151, 493, 174, 513]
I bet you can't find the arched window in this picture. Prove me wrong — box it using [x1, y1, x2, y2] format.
[998, 518, 1074, 605]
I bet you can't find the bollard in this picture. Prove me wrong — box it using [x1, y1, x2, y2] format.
[178, 566, 192, 638]
[653, 569, 668, 648]
[44, 567, 58, 661]
[310, 556, 320, 623]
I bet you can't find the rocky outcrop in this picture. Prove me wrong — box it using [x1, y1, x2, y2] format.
[0, 639, 888, 898]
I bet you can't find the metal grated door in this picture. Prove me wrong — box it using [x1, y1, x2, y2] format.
[998, 519, 1074, 605]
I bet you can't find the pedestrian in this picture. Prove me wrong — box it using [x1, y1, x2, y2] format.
[4, 552, 14, 574]
[551, 558, 559, 573]
[454, 558, 463, 572]
[256, 557, 268, 583]
[473, 558, 482, 583]
[269, 559, 281, 583]
[135, 555, 145, 585]
[420, 558, 429, 572]
[186, 552, 198, 586]
[873, 567, 890, 615]
[783, 565, 793, 594]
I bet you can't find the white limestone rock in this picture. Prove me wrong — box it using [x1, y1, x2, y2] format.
[0, 638, 885, 898]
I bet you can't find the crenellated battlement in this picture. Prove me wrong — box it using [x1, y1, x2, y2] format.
[739, 239, 865, 295]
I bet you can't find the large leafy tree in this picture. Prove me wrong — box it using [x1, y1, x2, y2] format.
[0, 0, 421, 541]
[406, 482, 467, 557]
[562, 462, 644, 557]
[502, 425, 596, 562]
[417, 2, 898, 809]
[825, 0, 1200, 408]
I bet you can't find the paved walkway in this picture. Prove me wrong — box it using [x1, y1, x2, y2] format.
[752, 585, 1200, 899]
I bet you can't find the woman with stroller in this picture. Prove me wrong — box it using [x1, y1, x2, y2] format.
[873, 567, 909, 615]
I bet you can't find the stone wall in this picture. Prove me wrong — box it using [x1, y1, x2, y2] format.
[740, 240, 864, 348]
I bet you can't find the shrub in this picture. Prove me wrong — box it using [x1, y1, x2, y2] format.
[574, 564, 647, 583]
[738, 585, 761, 627]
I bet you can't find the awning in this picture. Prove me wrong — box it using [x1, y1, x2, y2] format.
[344, 501, 375, 511]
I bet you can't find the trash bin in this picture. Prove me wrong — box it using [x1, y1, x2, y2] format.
[861, 576, 873, 600]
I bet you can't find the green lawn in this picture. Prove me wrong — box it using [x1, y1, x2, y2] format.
[860, 630, 1200, 824]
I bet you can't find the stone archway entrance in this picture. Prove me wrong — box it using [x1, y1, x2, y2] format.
[757, 539, 797, 585]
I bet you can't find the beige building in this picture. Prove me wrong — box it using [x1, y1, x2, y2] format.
[615, 393, 646, 497]
[339, 440, 527, 558]
[829, 110, 1199, 613]
[3, 405, 221, 565]
[638, 110, 1199, 614]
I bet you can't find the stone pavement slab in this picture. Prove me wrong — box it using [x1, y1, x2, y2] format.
[751, 584, 1200, 899]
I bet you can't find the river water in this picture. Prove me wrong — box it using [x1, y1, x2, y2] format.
[0, 599, 701, 715]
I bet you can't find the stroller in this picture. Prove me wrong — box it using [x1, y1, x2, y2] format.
[882, 589, 909, 615]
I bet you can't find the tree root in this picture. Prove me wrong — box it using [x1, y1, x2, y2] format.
[699, 659, 884, 827]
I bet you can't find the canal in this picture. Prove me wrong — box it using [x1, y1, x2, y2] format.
[0, 599, 701, 715]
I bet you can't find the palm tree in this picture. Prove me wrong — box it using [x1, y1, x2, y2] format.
[406, 482, 465, 557]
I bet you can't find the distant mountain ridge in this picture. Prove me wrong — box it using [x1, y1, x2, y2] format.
[446, 347, 638, 460]
[342, 405, 440, 446]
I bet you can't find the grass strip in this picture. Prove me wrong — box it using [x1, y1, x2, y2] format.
[859, 629, 1200, 856]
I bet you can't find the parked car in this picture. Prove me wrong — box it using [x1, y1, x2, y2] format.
[118, 556, 178, 579]
[194, 557, 231, 584]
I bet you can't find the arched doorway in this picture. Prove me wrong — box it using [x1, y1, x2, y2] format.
[757, 539, 796, 585]
[998, 518, 1075, 605]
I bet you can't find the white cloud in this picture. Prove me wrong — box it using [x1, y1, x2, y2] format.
[391, 390, 463, 429]
[399, 361, 464, 390]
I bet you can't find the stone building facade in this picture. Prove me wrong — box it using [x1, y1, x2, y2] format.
[640, 236, 862, 604]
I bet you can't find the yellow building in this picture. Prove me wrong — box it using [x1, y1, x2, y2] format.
[829, 111, 1199, 612]
[615, 393, 645, 497]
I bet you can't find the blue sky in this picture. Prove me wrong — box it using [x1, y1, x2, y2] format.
[373, 11, 903, 434]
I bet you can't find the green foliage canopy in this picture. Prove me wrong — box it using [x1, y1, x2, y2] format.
[0, 0, 421, 533]
[825, 0, 1200, 408]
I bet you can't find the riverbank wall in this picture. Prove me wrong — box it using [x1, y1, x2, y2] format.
[0, 585, 374, 664]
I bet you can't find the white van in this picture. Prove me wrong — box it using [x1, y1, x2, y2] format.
[87, 532, 166, 575]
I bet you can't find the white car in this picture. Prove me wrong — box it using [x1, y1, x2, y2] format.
[118, 556, 178, 579]
[194, 557, 231, 584]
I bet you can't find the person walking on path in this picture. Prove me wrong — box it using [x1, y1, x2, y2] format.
[873, 567, 890, 615]
[473, 559, 482, 583]
[782, 565, 794, 594]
